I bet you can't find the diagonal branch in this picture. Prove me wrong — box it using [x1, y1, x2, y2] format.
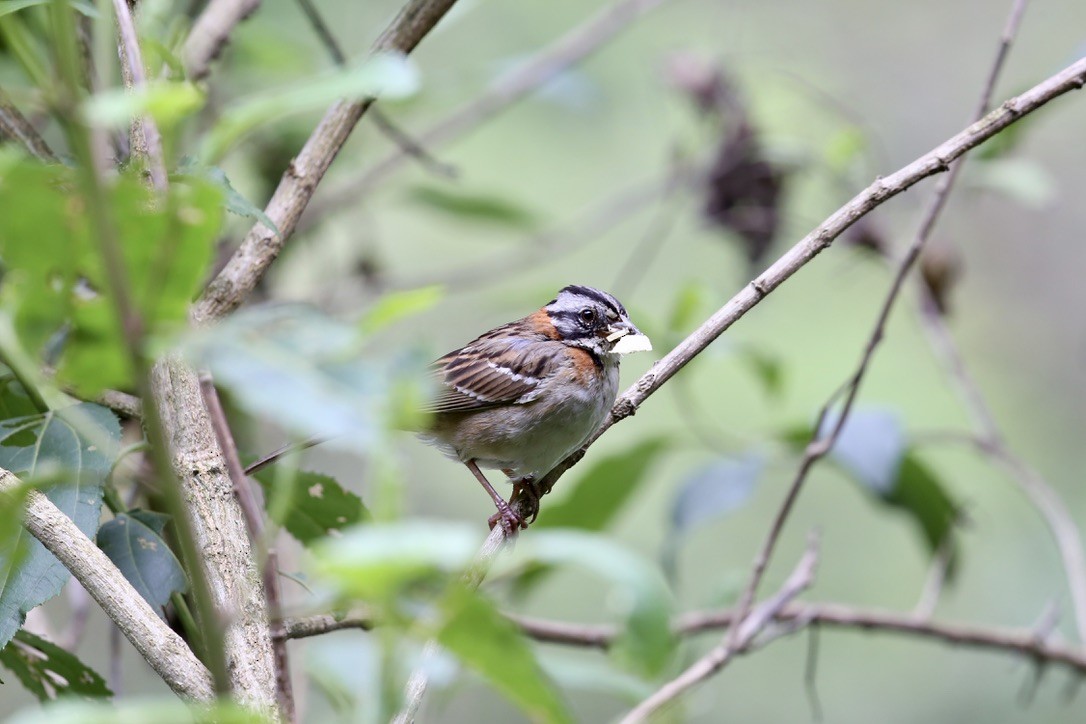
[621, 534, 820, 722]
[303, 0, 672, 226]
[0, 87, 57, 162]
[0, 467, 215, 701]
[183, 0, 263, 81]
[193, 0, 462, 324]
[112, 0, 168, 190]
[507, 36, 1086, 530]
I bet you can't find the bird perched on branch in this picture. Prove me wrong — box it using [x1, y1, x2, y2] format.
[419, 285, 651, 535]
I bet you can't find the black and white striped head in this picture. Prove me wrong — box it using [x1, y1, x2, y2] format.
[544, 285, 645, 358]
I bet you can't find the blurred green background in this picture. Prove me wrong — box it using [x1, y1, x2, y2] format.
[5, 0, 1086, 720]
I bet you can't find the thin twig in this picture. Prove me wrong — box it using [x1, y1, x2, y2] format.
[193, 0, 463, 324]
[293, 0, 457, 185]
[720, 0, 1029, 676]
[281, 602, 1086, 677]
[112, 0, 168, 191]
[508, 53, 1086, 527]
[621, 533, 820, 722]
[0, 86, 58, 162]
[93, 388, 143, 419]
[912, 267, 1086, 636]
[183, 0, 262, 80]
[301, 0, 673, 225]
[199, 374, 296, 721]
[244, 436, 326, 476]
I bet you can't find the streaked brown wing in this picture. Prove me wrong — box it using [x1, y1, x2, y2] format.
[427, 336, 561, 414]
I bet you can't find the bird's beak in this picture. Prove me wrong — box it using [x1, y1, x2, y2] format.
[606, 321, 652, 354]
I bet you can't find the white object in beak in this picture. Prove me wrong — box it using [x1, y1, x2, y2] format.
[611, 333, 652, 355]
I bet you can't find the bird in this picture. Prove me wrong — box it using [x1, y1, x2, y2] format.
[418, 285, 651, 534]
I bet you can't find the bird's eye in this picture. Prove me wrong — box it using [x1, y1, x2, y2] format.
[579, 308, 596, 324]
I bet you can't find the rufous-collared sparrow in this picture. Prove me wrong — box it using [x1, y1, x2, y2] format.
[419, 285, 651, 534]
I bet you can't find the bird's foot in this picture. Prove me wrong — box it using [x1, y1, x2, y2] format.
[512, 477, 541, 524]
[487, 498, 527, 537]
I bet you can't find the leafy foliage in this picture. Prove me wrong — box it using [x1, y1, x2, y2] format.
[96, 510, 187, 615]
[182, 305, 432, 451]
[0, 630, 110, 701]
[783, 408, 960, 569]
[436, 585, 573, 724]
[536, 437, 669, 531]
[251, 468, 368, 546]
[0, 160, 222, 395]
[0, 403, 120, 651]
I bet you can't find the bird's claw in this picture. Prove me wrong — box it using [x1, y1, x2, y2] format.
[488, 499, 527, 537]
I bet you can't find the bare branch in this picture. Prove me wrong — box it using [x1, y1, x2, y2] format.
[281, 602, 1086, 677]
[183, 0, 262, 81]
[193, 0, 462, 324]
[0, 87, 57, 162]
[0, 467, 215, 700]
[303, 0, 672, 224]
[512, 53, 1086, 523]
[720, 0, 1029, 672]
[199, 374, 295, 720]
[94, 388, 143, 419]
[112, 0, 168, 190]
[622, 534, 820, 722]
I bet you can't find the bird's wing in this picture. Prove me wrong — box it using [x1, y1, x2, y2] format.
[427, 334, 563, 414]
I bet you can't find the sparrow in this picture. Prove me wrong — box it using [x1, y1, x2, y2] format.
[419, 285, 651, 534]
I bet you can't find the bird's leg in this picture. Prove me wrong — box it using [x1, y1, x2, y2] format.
[510, 475, 540, 524]
[464, 460, 525, 535]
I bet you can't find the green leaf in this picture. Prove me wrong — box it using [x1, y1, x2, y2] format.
[737, 346, 784, 399]
[251, 468, 368, 546]
[884, 453, 960, 570]
[536, 438, 669, 531]
[202, 52, 420, 161]
[669, 454, 761, 537]
[662, 454, 762, 581]
[96, 511, 187, 615]
[174, 160, 280, 236]
[182, 305, 430, 449]
[0, 403, 121, 651]
[538, 651, 654, 702]
[313, 520, 482, 601]
[0, 629, 110, 700]
[0, 162, 222, 395]
[820, 408, 905, 495]
[969, 157, 1057, 209]
[3, 699, 273, 724]
[83, 82, 204, 130]
[358, 286, 443, 336]
[0, 372, 43, 419]
[667, 281, 704, 333]
[436, 585, 573, 724]
[405, 186, 537, 230]
[501, 531, 675, 676]
[0, 0, 96, 18]
[781, 409, 960, 573]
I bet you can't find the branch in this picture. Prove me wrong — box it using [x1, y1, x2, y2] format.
[622, 534, 820, 722]
[720, 0, 1028, 680]
[193, 0, 462, 324]
[303, 0, 672, 225]
[182, 0, 262, 81]
[199, 375, 295, 720]
[512, 37, 1086, 530]
[0, 467, 215, 700]
[94, 388, 142, 419]
[0, 87, 57, 162]
[112, 0, 168, 190]
[279, 602, 1086, 677]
